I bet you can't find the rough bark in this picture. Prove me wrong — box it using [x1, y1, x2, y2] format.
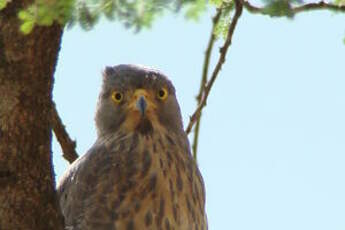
[0, 1, 64, 229]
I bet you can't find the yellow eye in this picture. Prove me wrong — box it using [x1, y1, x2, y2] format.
[157, 88, 168, 101]
[111, 91, 123, 103]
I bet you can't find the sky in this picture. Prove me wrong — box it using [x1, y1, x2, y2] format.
[53, 4, 345, 230]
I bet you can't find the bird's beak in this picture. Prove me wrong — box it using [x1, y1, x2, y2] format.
[132, 89, 155, 117]
[136, 96, 147, 116]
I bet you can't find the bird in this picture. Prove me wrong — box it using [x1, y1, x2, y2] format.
[57, 64, 207, 230]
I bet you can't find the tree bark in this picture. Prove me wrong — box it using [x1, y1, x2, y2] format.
[0, 1, 64, 229]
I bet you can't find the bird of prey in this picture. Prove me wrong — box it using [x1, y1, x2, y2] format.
[57, 64, 207, 230]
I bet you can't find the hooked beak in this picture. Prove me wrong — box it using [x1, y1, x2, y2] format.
[136, 96, 147, 116]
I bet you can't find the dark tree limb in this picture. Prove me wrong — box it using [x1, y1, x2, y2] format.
[243, 0, 345, 15]
[51, 103, 79, 164]
[186, 0, 243, 135]
[190, 9, 222, 161]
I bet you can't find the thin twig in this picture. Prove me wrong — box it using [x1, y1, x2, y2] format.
[191, 9, 222, 160]
[185, 0, 243, 134]
[243, 0, 345, 15]
[51, 103, 79, 164]
[293, 1, 345, 13]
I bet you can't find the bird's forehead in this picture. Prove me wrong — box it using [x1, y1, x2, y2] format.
[103, 65, 175, 93]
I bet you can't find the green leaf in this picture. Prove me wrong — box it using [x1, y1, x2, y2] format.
[20, 20, 35, 34]
[213, 4, 234, 39]
[15, 0, 197, 32]
[38, 15, 54, 26]
[335, 0, 345, 5]
[18, 10, 33, 21]
[0, 0, 7, 10]
[263, 0, 294, 18]
[37, 5, 54, 26]
[185, 0, 207, 20]
[102, 0, 116, 19]
[214, 16, 231, 39]
[210, 0, 224, 7]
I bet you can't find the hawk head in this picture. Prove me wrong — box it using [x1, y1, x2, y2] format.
[95, 64, 184, 137]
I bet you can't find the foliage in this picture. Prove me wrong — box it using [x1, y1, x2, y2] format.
[335, 0, 345, 5]
[69, 0, 180, 31]
[213, 1, 234, 39]
[260, 0, 305, 18]
[210, 0, 305, 41]
[17, 0, 74, 34]
[262, 0, 294, 17]
[0, 0, 204, 34]
[0, 0, 9, 10]
[3, 0, 338, 35]
[185, 0, 207, 20]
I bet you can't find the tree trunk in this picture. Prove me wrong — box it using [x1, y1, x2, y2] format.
[0, 1, 64, 229]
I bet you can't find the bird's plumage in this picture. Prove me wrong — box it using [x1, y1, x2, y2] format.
[57, 64, 207, 230]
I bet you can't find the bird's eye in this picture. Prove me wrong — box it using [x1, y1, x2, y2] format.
[157, 88, 168, 101]
[111, 91, 123, 104]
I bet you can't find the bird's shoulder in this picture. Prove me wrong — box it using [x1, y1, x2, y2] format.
[57, 142, 104, 190]
[56, 140, 116, 228]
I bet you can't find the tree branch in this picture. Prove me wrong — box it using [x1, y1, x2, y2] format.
[190, 9, 222, 161]
[242, 0, 268, 13]
[243, 0, 345, 16]
[293, 1, 345, 13]
[51, 103, 79, 164]
[185, 0, 243, 135]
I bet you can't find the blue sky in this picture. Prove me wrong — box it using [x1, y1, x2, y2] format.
[53, 5, 345, 230]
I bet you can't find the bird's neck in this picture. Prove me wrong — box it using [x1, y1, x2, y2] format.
[99, 129, 191, 160]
